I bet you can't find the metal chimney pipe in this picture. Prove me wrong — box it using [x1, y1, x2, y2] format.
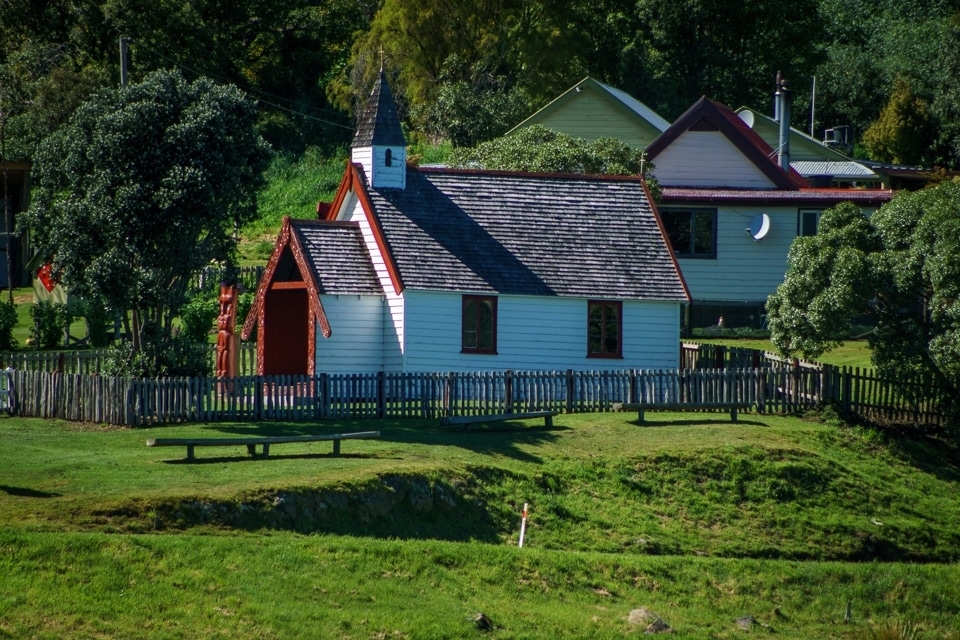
[774, 71, 782, 121]
[778, 80, 791, 171]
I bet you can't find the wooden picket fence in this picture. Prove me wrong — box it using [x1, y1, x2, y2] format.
[5, 367, 951, 428]
[0, 344, 259, 376]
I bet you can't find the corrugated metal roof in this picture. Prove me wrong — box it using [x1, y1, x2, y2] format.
[662, 187, 893, 205]
[791, 161, 878, 179]
[362, 168, 688, 302]
[597, 80, 671, 132]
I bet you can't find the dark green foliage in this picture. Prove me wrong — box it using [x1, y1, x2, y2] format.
[29, 301, 66, 349]
[80, 298, 113, 348]
[413, 64, 531, 146]
[449, 125, 648, 176]
[235, 292, 254, 335]
[0, 300, 17, 350]
[101, 333, 211, 378]
[21, 68, 270, 373]
[768, 182, 960, 422]
[179, 294, 218, 344]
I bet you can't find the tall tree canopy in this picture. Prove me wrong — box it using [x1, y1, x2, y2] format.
[0, 0, 367, 156]
[20, 69, 271, 354]
[766, 181, 960, 420]
[619, 0, 825, 121]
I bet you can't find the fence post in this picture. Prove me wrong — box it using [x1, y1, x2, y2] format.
[505, 369, 513, 415]
[565, 369, 574, 414]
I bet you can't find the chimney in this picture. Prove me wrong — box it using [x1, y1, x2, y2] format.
[773, 71, 782, 121]
[778, 79, 791, 171]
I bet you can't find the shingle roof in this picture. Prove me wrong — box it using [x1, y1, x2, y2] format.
[352, 71, 405, 148]
[361, 167, 689, 302]
[290, 220, 383, 295]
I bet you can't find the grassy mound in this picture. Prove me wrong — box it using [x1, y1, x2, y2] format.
[2, 411, 959, 637]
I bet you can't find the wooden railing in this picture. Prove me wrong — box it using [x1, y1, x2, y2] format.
[6, 367, 950, 428]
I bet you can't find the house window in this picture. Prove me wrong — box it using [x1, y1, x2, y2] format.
[588, 300, 622, 358]
[385, 148, 393, 167]
[659, 208, 717, 258]
[462, 295, 497, 354]
[798, 209, 823, 236]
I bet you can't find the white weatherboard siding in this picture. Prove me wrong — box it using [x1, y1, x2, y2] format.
[341, 196, 406, 366]
[677, 204, 795, 303]
[351, 146, 405, 190]
[654, 131, 776, 188]
[402, 291, 680, 372]
[315, 295, 384, 373]
[350, 148, 373, 182]
[677, 204, 876, 303]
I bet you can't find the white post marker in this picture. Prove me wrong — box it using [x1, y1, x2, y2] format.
[518, 503, 529, 548]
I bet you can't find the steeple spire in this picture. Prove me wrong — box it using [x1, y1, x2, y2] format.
[351, 68, 407, 189]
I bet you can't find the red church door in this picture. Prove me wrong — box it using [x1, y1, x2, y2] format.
[262, 288, 309, 375]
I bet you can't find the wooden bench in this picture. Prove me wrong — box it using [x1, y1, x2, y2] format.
[146, 430, 380, 461]
[440, 410, 558, 429]
[614, 403, 754, 424]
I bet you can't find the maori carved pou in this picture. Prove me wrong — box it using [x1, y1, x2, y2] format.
[216, 284, 239, 379]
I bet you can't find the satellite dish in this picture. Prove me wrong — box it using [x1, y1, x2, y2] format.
[746, 213, 771, 241]
[738, 110, 755, 128]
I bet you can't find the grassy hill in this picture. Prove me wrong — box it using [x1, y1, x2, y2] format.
[1, 411, 958, 638]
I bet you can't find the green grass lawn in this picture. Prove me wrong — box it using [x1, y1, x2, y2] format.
[1, 412, 959, 638]
[692, 337, 875, 370]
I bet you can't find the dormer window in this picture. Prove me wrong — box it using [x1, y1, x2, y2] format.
[385, 148, 392, 167]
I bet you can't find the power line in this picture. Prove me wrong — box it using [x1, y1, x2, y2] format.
[137, 43, 355, 131]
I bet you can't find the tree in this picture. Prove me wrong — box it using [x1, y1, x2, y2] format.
[766, 182, 960, 421]
[328, 0, 586, 125]
[861, 77, 934, 165]
[20, 69, 271, 363]
[448, 125, 648, 175]
[619, 0, 825, 121]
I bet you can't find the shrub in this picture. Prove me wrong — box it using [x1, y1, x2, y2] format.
[179, 293, 218, 344]
[0, 300, 18, 350]
[30, 301, 67, 349]
[81, 298, 113, 348]
[100, 333, 212, 378]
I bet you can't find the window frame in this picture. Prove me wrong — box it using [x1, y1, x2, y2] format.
[798, 208, 823, 237]
[587, 300, 623, 359]
[658, 208, 718, 259]
[461, 295, 498, 355]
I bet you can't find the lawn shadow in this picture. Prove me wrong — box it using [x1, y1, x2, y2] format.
[0, 485, 60, 498]
[200, 418, 567, 463]
[889, 432, 960, 484]
[161, 452, 379, 465]
[626, 418, 770, 428]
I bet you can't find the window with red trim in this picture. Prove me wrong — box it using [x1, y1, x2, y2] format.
[588, 300, 622, 358]
[462, 295, 497, 354]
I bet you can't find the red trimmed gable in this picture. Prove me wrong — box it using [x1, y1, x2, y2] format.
[646, 96, 807, 190]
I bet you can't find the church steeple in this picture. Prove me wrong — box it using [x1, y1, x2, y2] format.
[351, 70, 406, 189]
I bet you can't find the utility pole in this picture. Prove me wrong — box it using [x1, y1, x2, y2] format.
[119, 36, 131, 87]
